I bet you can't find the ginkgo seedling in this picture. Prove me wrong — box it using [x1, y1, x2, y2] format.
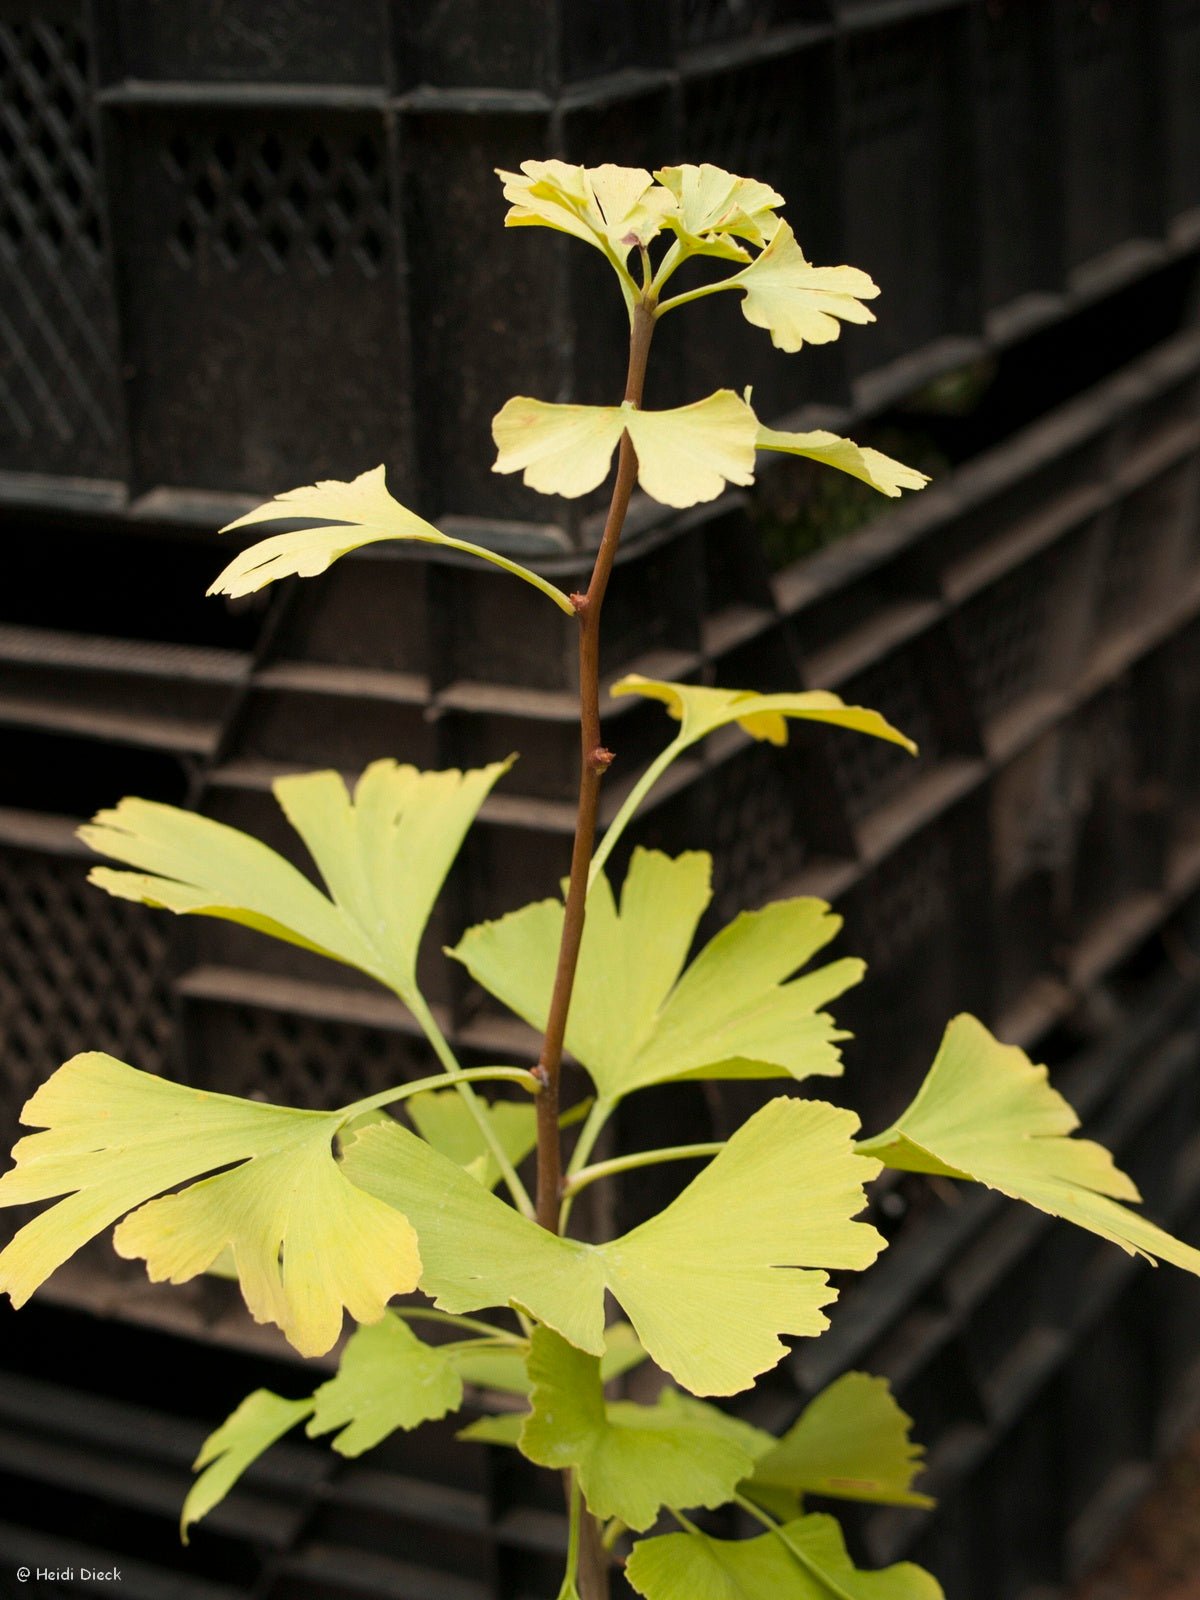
[2, 158, 1194, 1600]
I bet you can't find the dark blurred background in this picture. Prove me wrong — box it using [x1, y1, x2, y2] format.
[3, 2, 1200, 1596]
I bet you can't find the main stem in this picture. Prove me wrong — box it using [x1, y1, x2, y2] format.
[533, 298, 655, 1232]
[533, 298, 656, 1600]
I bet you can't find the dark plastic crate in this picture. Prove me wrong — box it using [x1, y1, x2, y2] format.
[107, 104, 413, 502]
[0, 0, 123, 480]
[1059, 0, 1161, 274]
[0, 817, 175, 1189]
[7, 0, 1200, 543]
[838, 10, 980, 374]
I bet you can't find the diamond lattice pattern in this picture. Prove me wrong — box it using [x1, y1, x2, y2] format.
[0, 8, 119, 471]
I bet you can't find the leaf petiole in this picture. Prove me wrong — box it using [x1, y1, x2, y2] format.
[733, 1494, 859, 1600]
[344, 1064, 540, 1124]
[562, 1142, 726, 1199]
[558, 1096, 616, 1232]
[407, 993, 538, 1219]
[648, 237, 686, 297]
[589, 734, 687, 887]
[656, 274, 739, 318]
[600, 1517, 626, 1552]
[558, 1472, 585, 1600]
[393, 1307, 526, 1345]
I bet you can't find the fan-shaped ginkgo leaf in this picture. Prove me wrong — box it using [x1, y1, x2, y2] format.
[747, 1372, 933, 1513]
[491, 391, 758, 507]
[83, 758, 509, 1008]
[591, 678, 916, 882]
[626, 1514, 944, 1600]
[857, 1015, 1200, 1275]
[757, 425, 931, 498]
[497, 160, 674, 259]
[182, 1390, 315, 1543]
[655, 163, 784, 257]
[518, 1326, 754, 1531]
[308, 1313, 464, 1457]
[341, 1096, 884, 1396]
[450, 848, 862, 1104]
[209, 466, 573, 613]
[729, 222, 880, 352]
[612, 675, 917, 754]
[0, 1054, 421, 1357]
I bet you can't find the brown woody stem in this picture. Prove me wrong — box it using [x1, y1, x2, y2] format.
[533, 298, 656, 1600]
[533, 297, 656, 1233]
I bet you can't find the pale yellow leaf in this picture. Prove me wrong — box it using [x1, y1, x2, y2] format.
[625, 391, 757, 507]
[210, 465, 573, 613]
[611, 675, 917, 754]
[757, 425, 930, 497]
[492, 390, 758, 508]
[731, 222, 880, 352]
[492, 397, 627, 498]
[656, 163, 784, 255]
[498, 159, 674, 259]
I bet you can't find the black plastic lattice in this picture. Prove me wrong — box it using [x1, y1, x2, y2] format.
[0, 846, 173, 1125]
[707, 740, 810, 920]
[0, 6, 119, 476]
[184, 1002, 434, 1109]
[162, 126, 390, 279]
[827, 653, 944, 822]
[954, 540, 1077, 729]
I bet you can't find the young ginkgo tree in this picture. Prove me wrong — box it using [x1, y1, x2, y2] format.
[2, 160, 1198, 1600]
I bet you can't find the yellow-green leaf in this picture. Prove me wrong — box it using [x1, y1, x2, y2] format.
[757, 425, 931, 498]
[656, 163, 784, 256]
[451, 848, 862, 1103]
[491, 390, 758, 507]
[599, 1098, 883, 1396]
[307, 1313, 463, 1456]
[497, 159, 674, 260]
[182, 1389, 315, 1543]
[611, 675, 917, 755]
[627, 1513, 943, 1600]
[730, 222, 880, 352]
[209, 466, 573, 614]
[519, 1327, 754, 1531]
[748, 1373, 933, 1513]
[405, 1089, 538, 1191]
[0, 1054, 420, 1356]
[857, 1014, 1200, 1275]
[83, 758, 509, 1008]
[342, 1116, 609, 1356]
[342, 1096, 884, 1396]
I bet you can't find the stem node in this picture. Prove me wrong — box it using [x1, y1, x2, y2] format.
[587, 745, 615, 774]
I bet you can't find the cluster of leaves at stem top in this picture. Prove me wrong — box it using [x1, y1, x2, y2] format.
[1, 160, 1197, 1600]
